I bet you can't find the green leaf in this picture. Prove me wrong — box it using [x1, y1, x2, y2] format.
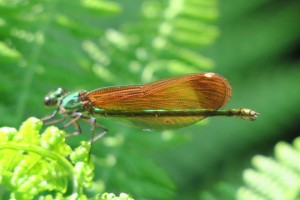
[96, 192, 134, 200]
[0, 41, 20, 62]
[0, 117, 93, 199]
[237, 138, 300, 200]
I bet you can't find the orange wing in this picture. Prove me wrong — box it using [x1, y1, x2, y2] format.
[86, 73, 232, 130]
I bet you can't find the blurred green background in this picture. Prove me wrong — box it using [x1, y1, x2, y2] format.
[1, 0, 300, 199]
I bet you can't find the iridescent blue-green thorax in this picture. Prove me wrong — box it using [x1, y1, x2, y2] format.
[61, 92, 84, 111]
[44, 88, 87, 113]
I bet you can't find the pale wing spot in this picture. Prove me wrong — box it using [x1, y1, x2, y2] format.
[204, 72, 215, 78]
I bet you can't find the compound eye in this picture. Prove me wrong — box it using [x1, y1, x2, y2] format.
[44, 96, 57, 107]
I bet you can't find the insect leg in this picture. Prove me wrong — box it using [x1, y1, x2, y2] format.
[43, 116, 66, 125]
[64, 112, 83, 137]
[42, 108, 67, 125]
[80, 117, 108, 161]
[80, 117, 108, 142]
[41, 108, 59, 121]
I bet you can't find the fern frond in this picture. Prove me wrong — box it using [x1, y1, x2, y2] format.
[97, 192, 134, 200]
[0, 117, 93, 199]
[87, 0, 219, 83]
[0, 41, 20, 62]
[138, 0, 218, 75]
[0, 0, 121, 125]
[237, 138, 300, 200]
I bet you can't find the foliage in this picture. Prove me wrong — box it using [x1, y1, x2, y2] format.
[0, 117, 93, 199]
[0, 0, 300, 199]
[237, 137, 300, 200]
[97, 192, 134, 200]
